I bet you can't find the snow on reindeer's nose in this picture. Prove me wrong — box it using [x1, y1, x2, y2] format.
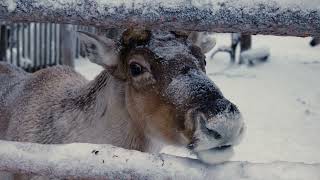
[189, 98, 244, 152]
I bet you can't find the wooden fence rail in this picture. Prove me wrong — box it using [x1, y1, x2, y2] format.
[0, 140, 319, 180]
[0, 0, 320, 37]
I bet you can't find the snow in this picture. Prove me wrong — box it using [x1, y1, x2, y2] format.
[37, 0, 319, 15]
[75, 34, 320, 165]
[207, 34, 320, 164]
[217, 0, 320, 9]
[6, 0, 16, 12]
[93, 0, 320, 10]
[75, 57, 103, 80]
[97, 0, 320, 12]
[6, 48, 33, 67]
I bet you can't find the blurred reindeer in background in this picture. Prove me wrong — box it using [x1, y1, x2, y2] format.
[310, 37, 320, 47]
[210, 33, 270, 66]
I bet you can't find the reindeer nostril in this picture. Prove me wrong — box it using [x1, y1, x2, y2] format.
[188, 137, 199, 150]
[181, 66, 190, 75]
[228, 103, 238, 113]
[206, 128, 222, 140]
[187, 143, 195, 149]
[239, 125, 245, 135]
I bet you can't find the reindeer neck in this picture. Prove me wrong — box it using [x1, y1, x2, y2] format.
[71, 70, 148, 152]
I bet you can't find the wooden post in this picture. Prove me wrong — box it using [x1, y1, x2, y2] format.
[0, 25, 7, 61]
[59, 24, 75, 67]
[240, 35, 252, 52]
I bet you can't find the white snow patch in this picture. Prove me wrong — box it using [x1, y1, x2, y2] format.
[211, 0, 320, 10]
[96, 0, 185, 8]
[95, 0, 320, 10]
[75, 57, 103, 80]
[6, 0, 17, 12]
[32, 0, 79, 10]
[207, 34, 320, 163]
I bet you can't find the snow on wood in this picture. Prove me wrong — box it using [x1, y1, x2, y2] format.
[0, 0, 319, 37]
[0, 140, 319, 179]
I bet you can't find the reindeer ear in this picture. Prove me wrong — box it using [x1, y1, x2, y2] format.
[77, 31, 119, 67]
[188, 32, 216, 54]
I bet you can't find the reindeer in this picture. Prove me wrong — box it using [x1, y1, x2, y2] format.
[0, 29, 245, 179]
[310, 37, 320, 47]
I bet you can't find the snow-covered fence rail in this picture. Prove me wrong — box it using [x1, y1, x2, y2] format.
[0, 0, 320, 37]
[0, 140, 319, 180]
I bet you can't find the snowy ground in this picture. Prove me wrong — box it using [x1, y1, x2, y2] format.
[75, 34, 320, 164]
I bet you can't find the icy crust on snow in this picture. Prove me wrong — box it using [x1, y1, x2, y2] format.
[0, 140, 320, 180]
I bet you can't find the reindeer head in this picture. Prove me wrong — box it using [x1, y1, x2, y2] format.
[79, 29, 245, 164]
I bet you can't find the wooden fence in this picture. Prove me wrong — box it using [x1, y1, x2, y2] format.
[0, 23, 96, 72]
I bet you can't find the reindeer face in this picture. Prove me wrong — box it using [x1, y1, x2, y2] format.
[79, 29, 245, 164]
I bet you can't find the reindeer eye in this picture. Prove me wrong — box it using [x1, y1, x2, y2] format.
[130, 63, 144, 77]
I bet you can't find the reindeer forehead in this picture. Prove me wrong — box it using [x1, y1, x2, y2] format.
[122, 30, 196, 62]
[147, 31, 193, 61]
[149, 41, 192, 62]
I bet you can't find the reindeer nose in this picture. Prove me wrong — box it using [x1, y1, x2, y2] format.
[196, 113, 227, 141]
[228, 103, 238, 113]
[214, 98, 239, 114]
[194, 99, 243, 148]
